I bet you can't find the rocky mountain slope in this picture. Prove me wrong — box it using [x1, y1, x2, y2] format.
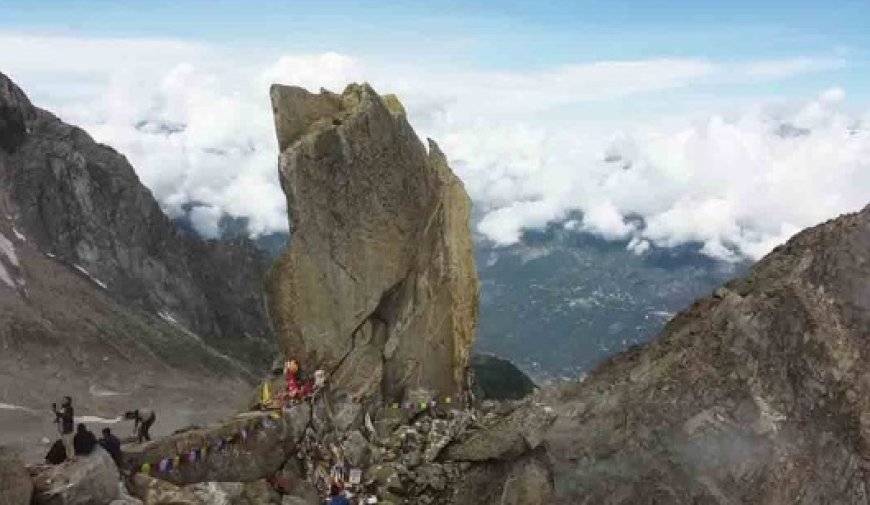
[0, 72, 274, 368]
[0, 71, 274, 457]
[545, 204, 870, 503]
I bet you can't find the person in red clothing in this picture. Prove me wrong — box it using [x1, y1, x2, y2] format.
[285, 359, 300, 400]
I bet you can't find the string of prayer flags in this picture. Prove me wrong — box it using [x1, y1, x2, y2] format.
[136, 412, 286, 476]
[390, 397, 455, 411]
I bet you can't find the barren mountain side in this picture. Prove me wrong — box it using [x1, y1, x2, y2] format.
[0, 71, 275, 370]
[545, 205, 870, 503]
[0, 72, 272, 460]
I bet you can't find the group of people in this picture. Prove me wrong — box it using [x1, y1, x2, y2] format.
[284, 359, 326, 403]
[266, 359, 326, 407]
[45, 396, 157, 467]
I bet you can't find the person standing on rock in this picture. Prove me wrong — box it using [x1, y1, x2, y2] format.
[124, 408, 156, 443]
[285, 359, 301, 402]
[52, 396, 74, 458]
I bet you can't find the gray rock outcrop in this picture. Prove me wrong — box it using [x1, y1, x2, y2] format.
[0, 446, 32, 505]
[266, 83, 478, 403]
[31, 447, 119, 505]
[123, 406, 311, 486]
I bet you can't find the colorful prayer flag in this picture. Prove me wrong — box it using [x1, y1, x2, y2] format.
[141, 463, 151, 475]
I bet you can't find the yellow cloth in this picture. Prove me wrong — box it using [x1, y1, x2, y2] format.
[261, 381, 271, 405]
[141, 463, 151, 475]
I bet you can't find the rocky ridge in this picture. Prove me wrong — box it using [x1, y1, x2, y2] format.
[546, 204, 870, 503]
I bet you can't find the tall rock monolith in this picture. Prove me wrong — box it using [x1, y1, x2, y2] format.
[266, 83, 478, 404]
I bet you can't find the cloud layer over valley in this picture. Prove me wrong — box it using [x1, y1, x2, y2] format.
[2, 32, 867, 261]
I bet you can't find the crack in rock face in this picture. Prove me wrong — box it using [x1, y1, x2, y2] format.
[266, 83, 479, 406]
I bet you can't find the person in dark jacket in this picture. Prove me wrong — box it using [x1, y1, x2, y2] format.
[45, 438, 67, 465]
[124, 408, 156, 443]
[99, 427, 122, 465]
[327, 483, 351, 505]
[73, 423, 97, 456]
[52, 396, 74, 457]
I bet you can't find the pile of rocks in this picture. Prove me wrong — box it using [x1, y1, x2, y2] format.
[5, 391, 555, 505]
[288, 393, 556, 505]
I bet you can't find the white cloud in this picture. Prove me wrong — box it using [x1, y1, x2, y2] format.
[452, 88, 870, 261]
[1, 32, 863, 261]
[739, 57, 845, 79]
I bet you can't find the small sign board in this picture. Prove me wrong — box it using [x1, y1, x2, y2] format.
[349, 468, 362, 485]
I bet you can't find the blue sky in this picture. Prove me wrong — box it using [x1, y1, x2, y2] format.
[2, 0, 868, 104]
[1, 1, 868, 260]
[1, 1, 866, 60]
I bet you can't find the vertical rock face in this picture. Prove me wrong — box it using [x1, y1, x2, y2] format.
[267, 83, 478, 402]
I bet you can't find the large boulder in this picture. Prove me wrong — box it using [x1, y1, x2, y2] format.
[123, 406, 310, 486]
[128, 474, 200, 505]
[31, 447, 119, 505]
[129, 476, 284, 505]
[266, 83, 479, 404]
[444, 401, 556, 462]
[452, 446, 554, 505]
[0, 446, 32, 505]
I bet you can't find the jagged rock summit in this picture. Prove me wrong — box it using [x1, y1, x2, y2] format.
[547, 204, 870, 503]
[267, 83, 478, 403]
